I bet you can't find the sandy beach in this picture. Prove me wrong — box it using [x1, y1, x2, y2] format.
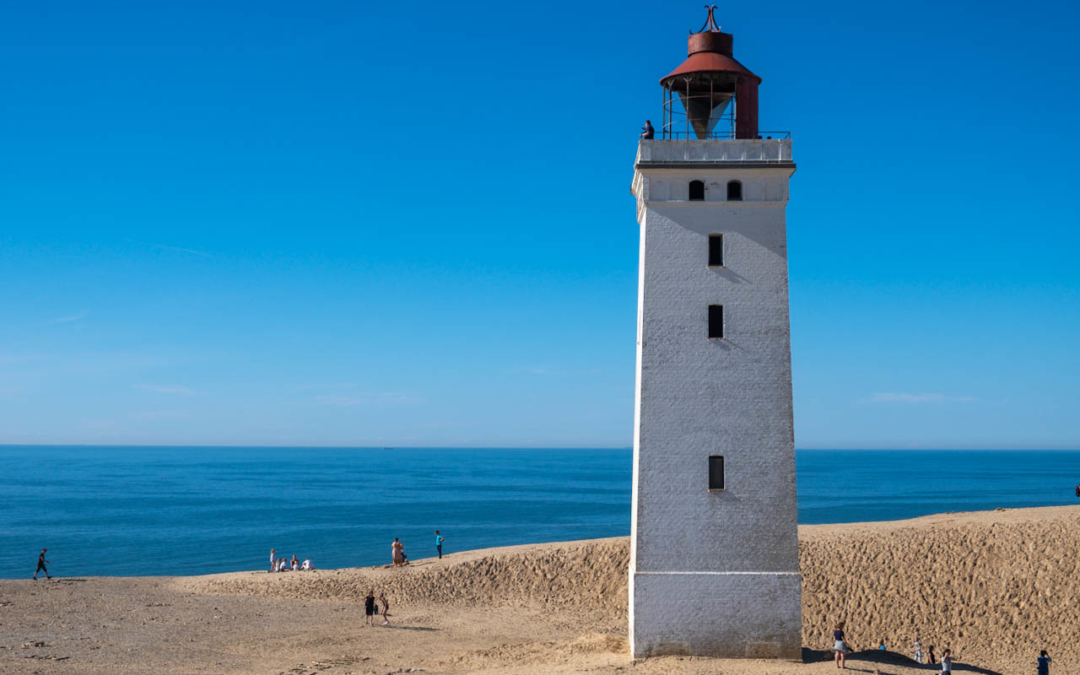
[2, 506, 1076, 675]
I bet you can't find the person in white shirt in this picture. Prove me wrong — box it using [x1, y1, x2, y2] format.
[290, 555, 299, 571]
[941, 648, 955, 674]
[269, 548, 276, 572]
[301, 559, 312, 571]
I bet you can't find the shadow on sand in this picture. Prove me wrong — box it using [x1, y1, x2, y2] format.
[382, 625, 438, 632]
[801, 649, 1002, 675]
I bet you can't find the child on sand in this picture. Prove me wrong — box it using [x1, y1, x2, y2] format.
[380, 593, 390, 626]
[832, 621, 851, 669]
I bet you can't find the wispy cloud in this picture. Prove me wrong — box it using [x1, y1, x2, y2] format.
[129, 409, 193, 421]
[133, 384, 205, 396]
[869, 392, 977, 404]
[149, 243, 212, 257]
[49, 310, 88, 324]
[313, 392, 423, 407]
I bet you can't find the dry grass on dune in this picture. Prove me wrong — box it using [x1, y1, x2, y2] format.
[180, 506, 1080, 674]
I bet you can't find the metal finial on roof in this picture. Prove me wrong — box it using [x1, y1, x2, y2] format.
[698, 5, 721, 33]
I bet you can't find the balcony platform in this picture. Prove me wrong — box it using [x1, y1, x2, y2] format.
[636, 138, 793, 169]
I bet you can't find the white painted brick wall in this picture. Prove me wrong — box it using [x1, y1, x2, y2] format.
[629, 140, 801, 659]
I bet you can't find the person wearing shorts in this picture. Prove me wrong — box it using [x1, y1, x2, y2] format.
[33, 549, 51, 580]
[364, 590, 377, 627]
[833, 621, 850, 669]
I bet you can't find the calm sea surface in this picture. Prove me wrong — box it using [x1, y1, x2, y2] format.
[1, 447, 1077, 578]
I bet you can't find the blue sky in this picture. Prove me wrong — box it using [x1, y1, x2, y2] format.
[0, 0, 1077, 448]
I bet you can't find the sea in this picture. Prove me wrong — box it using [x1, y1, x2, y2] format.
[1, 446, 1077, 579]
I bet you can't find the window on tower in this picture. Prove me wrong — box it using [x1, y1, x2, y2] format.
[727, 180, 743, 201]
[709, 456, 725, 490]
[708, 234, 723, 267]
[708, 305, 724, 339]
[689, 180, 705, 201]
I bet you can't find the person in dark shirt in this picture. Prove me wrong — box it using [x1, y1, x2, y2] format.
[640, 120, 654, 140]
[832, 621, 851, 669]
[33, 548, 50, 580]
[364, 589, 378, 627]
[1038, 650, 1052, 675]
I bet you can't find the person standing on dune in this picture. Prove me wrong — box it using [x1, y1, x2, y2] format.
[269, 548, 276, 572]
[391, 538, 404, 566]
[380, 593, 390, 626]
[435, 530, 444, 559]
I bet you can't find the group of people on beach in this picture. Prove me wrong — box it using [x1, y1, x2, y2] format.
[833, 621, 1052, 674]
[834, 622, 957, 672]
[268, 548, 313, 573]
[390, 530, 445, 566]
[364, 589, 391, 626]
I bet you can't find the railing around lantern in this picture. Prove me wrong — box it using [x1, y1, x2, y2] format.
[657, 130, 792, 140]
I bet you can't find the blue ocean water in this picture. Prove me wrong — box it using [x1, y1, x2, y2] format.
[0, 447, 1077, 579]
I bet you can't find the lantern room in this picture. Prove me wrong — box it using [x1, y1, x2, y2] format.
[660, 6, 760, 140]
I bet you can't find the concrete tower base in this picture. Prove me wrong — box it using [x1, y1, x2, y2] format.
[629, 571, 802, 659]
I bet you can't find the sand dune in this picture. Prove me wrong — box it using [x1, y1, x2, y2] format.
[4, 506, 1078, 674]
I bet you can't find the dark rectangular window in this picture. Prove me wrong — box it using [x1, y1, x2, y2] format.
[709, 456, 725, 490]
[708, 305, 724, 339]
[708, 234, 723, 267]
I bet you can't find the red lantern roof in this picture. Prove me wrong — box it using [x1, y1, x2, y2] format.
[660, 10, 760, 86]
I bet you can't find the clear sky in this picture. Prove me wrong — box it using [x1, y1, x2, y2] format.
[1, 0, 1077, 449]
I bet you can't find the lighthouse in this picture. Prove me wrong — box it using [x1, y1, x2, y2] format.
[629, 8, 801, 659]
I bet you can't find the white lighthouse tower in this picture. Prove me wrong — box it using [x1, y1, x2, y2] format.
[629, 8, 801, 659]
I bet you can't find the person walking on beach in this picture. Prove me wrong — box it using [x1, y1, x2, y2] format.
[32, 548, 51, 580]
[927, 644, 937, 665]
[364, 590, 378, 627]
[379, 593, 390, 626]
[435, 530, 444, 559]
[832, 621, 851, 669]
[269, 548, 276, 572]
[1038, 650, 1052, 675]
[391, 538, 405, 566]
[913, 637, 924, 664]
